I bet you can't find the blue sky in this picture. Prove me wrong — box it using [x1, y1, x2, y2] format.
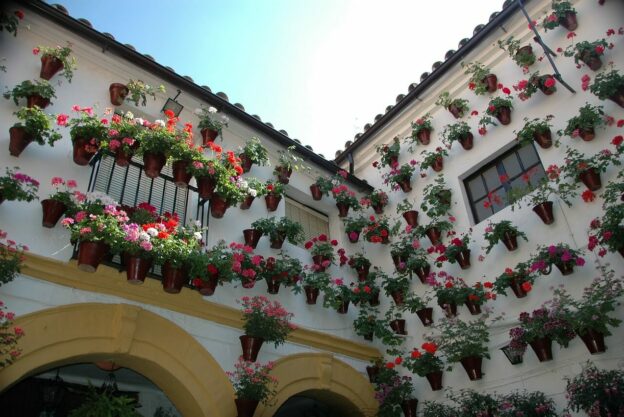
[50, 0, 502, 158]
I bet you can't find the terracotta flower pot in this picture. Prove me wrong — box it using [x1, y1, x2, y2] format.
[109, 83, 129, 106]
[465, 298, 481, 315]
[532, 201, 554, 225]
[210, 194, 230, 218]
[239, 154, 253, 173]
[234, 398, 259, 417]
[114, 149, 133, 167]
[304, 286, 320, 304]
[390, 290, 405, 306]
[240, 195, 255, 210]
[607, 86, 624, 108]
[310, 184, 323, 200]
[390, 319, 407, 335]
[533, 130, 553, 149]
[482, 74, 498, 93]
[509, 277, 528, 298]
[356, 265, 370, 281]
[196, 176, 216, 200]
[402, 210, 418, 226]
[39, 55, 64, 80]
[417, 129, 431, 145]
[529, 337, 553, 361]
[578, 329, 606, 354]
[197, 275, 218, 296]
[171, 160, 192, 187]
[125, 255, 152, 284]
[439, 301, 458, 318]
[579, 168, 602, 191]
[312, 255, 330, 271]
[559, 11, 577, 31]
[426, 371, 443, 391]
[266, 276, 281, 294]
[337, 300, 350, 314]
[515, 45, 534, 65]
[41, 199, 67, 228]
[555, 262, 574, 276]
[347, 231, 360, 243]
[240, 335, 264, 362]
[26, 94, 50, 109]
[8, 126, 33, 157]
[448, 103, 464, 119]
[265, 193, 282, 212]
[398, 179, 412, 193]
[392, 254, 407, 272]
[502, 231, 518, 251]
[388, 155, 398, 167]
[270, 233, 285, 249]
[580, 50, 602, 71]
[401, 399, 418, 417]
[460, 355, 483, 380]
[200, 128, 219, 145]
[275, 166, 292, 184]
[495, 106, 512, 125]
[142, 152, 167, 178]
[72, 137, 97, 166]
[537, 76, 557, 95]
[458, 133, 474, 150]
[77, 241, 110, 273]
[431, 157, 444, 172]
[372, 202, 384, 214]
[366, 365, 380, 383]
[425, 227, 441, 245]
[454, 249, 471, 269]
[336, 202, 350, 217]
[578, 127, 595, 142]
[161, 262, 188, 294]
[369, 291, 380, 307]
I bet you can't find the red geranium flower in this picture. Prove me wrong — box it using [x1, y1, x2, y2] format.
[612, 135, 623, 146]
[422, 342, 437, 354]
[582, 189, 596, 203]
[521, 282, 532, 292]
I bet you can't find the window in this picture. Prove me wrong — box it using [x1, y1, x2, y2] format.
[464, 143, 546, 223]
[285, 197, 330, 245]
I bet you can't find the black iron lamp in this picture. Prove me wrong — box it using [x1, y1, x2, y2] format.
[161, 89, 183, 117]
[501, 344, 524, 365]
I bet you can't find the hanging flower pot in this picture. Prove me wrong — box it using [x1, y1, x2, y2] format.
[465, 298, 481, 315]
[458, 133, 474, 150]
[398, 179, 412, 193]
[388, 155, 398, 167]
[171, 160, 192, 187]
[495, 106, 512, 125]
[390, 319, 407, 335]
[241, 276, 256, 289]
[77, 241, 110, 273]
[240, 195, 255, 210]
[266, 276, 282, 294]
[312, 255, 330, 271]
[425, 371, 443, 391]
[579, 51, 602, 71]
[390, 290, 405, 306]
[529, 336, 553, 362]
[607, 86, 624, 108]
[161, 262, 188, 294]
[142, 152, 167, 178]
[265, 193, 282, 212]
[196, 274, 219, 296]
[417, 129, 431, 145]
[356, 265, 370, 281]
[200, 128, 219, 145]
[501, 231, 518, 251]
[239, 154, 253, 173]
[270, 233, 286, 249]
[431, 157, 444, 172]
[448, 103, 464, 119]
[72, 137, 97, 166]
[240, 335, 264, 362]
[482, 74, 498, 93]
[372, 202, 384, 214]
[392, 254, 407, 272]
[304, 286, 320, 304]
[369, 291, 380, 307]
[533, 130, 553, 149]
[347, 230, 360, 243]
[554, 261, 574, 276]
[337, 299, 350, 314]
[579, 168, 602, 191]
[509, 277, 528, 298]
[579, 127, 595, 142]
[559, 11, 577, 31]
[210, 194, 230, 218]
[109, 83, 129, 106]
[196, 176, 216, 200]
[366, 365, 380, 383]
[459, 355, 483, 380]
[114, 149, 133, 167]
[454, 250, 471, 269]
[336, 202, 350, 217]
[8, 126, 32, 157]
[401, 399, 418, 417]
[532, 201, 554, 225]
[402, 210, 418, 226]
[39, 55, 64, 80]
[310, 184, 323, 200]
[438, 301, 457, 318]
[41, 199, 67, 228]
[425, 227, 441, 245]
[515, 45, 534, 65]
[578, 329, 606, 354]
[26, 94, 51, 109]
[125, 255, 152, 284]
[234, 398, 259, 417]
[275, 166, 292, 184]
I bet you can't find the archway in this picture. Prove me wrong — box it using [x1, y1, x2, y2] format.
[254, 353, 377, 417]
[0, 303, 235, 417]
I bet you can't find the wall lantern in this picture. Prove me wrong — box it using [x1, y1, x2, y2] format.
[501, 344, 523, 365]
[161, 89, 183, 117]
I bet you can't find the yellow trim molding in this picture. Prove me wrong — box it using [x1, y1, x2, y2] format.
[21, 253, 380, 361]
[0, 303, 235, 417]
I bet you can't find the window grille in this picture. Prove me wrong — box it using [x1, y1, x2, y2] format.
[285, 197, 330, 245]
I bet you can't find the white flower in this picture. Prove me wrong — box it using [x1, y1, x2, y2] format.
[146, 228, 158, 237]
[84, 191, 118, 207]
[193, 220, 202, 227]
[154, 119, 165, 128]
[221, 115, 229, 123]
[134, 117, 144, 125]
[332, 179, 340, 186]
[139, 232, 151, 241]
[194, 108, 203, 116]
[208, 106, 218, 114]
[249, 189, 257, 197]
[124, 111, 134, 120]
[239, 180, 249, 189]
[193, 232, 203, 240]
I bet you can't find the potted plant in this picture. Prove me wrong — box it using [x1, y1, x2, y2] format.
[119, 221, 157, 284]
[529, 243, 586, 276]
[447, 389, 500, 417]
[382, 161, 417, 193]
[491, 264, 536, 298]
[441, 233, 473, 269]
[263, 253, 303, 294]
[375, 136, 401, 168]
[210, 167, 246, 219]
[4, 79, 56, 108]
[374, 369, 416, 417]
[560, 103, 606, 141]
[227, 357, 278, 417]
[514, 72, 557, 100]
[498, 37, 536, 69]
[420, 176, 453, 218]
[396, 199, 418, 227]
[562, 147, 621, 191]
[0, 299, 25, 367]
[498, 391, 558, 417]
[299, 270, 330, 304]
[381, 271, 411, 305]
[403, 292, 434, 327]
[238, 177, 262, 210]
[362, 215, 395, 244]
[124, 79, 165, 106]
[402, 342, 444, 390]
[251, 217, 304, 249]
[0, 9, 24, 37]
[483, 220, 528, 253]
[304, 234, 338, 271]
[0, 167, 39, 204]
[385, 304, 407, 335]
[441, 121, 473, 150]
[343, 214, 367, 243]
[508, 307, 575, 362]
[417, 218, 453, 246]
[238, 295, 294, 361]
[420, 147, 448, 173]
[228, 242, 264, 289]
[273, 145, 307, 184]
[360, 189, 389, 214]
[435, 92, 470, 119]
[428, 272, 468, 317]
[588, 204, 624, 258]
[310, 175, 333, 200]
[485, 95, 514, 125]
[390, 232, 418, 273]
[261, 180, 285, 212]
[549, 265, 623, 354]
[41, 177, 78, 228]
[590, 69, 624, 107]
[68, 384, 140, 417]
[542, 0, 577, 31]
[33, 43, 77, 82]
[405, 248, 431, 283]
[189, 241, 233, 296]
[514, 116, 554, 149]
[8, 106, 62, 157]
[168, 135, 202, 188]
[422, 402, 457, 417]
[0, 231, 28, 286]
[348, 252, 372, 281]
[323, 278, 353, 314]
[352, 305, 382, 341]
[409, 114, 434, 147]
[462, 62, 498, 95]
[331, 183, 360, 217]
[60, 106, 108, 165]
[193, 105, 228, 144]
[563, 362, 624, 417]
[564, 38, 610, 71]
[238, 137, 269, 173]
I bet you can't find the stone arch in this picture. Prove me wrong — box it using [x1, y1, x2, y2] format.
[255, 353, 377, 417]
[0, 303, 235, 417]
